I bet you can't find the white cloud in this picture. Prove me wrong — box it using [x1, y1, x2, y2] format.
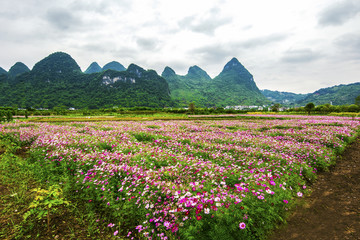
[334, 33, 360, 60]
[318, 0, 360, 26]
[281, 48, 323, 63]
[0, 0, 359, 93]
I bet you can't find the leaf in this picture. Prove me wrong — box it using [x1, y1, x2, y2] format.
[37, 210, 46, 219]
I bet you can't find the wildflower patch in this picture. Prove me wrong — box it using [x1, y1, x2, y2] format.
[1, 115, 359, 239]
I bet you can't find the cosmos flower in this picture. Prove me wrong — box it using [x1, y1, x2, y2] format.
[239, 222, 246, 229]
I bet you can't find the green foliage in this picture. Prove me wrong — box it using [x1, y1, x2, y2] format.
[188, 102, 195, 113]
[8, 62, 30, 78]
[102, 61, 126, 72]
[0, 52, 173, 109]
[298, 82, 360, 105]
[355, 95, 360, 106]
[162, 58, 270, 107]
[84, 62, 102, 74]
[304, 102, 315, 115]
[132, 132, 157, 142]
[0, 66, 7, 75]
[271, 103, 281, 112]
[0, 108, 14, 122]
[24, 185, 70, 232]
[261, 89, 309, 105]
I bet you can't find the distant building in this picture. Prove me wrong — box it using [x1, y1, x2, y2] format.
[224, 105, 264, 110]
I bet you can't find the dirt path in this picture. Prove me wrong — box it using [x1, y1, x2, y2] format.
[269, 138, 360, 240]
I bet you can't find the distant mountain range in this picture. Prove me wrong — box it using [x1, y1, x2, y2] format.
[261, 90, 309, 105]
[0, 52, 172, 109]
[0, 52, 359, 108]
[261, 83, 360, 106]
[296, 82, 360, 106]
[162, 58, 269, 107]
[85, 61, 126, 74]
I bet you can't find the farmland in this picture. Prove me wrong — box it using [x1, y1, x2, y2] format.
[1, 114, 359, 239]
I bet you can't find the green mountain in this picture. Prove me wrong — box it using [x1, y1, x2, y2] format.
[297, 82, 360, 106]
[3, 52, 358, 109]
[84, 62, 102, 74]
[32, 52, 81, 74]
[8, 62, 30, 78]
[162, 65, 211, 106]
[208, 58, 269, 107]
[102, 61, 126, 72]
[261, 89, 309, 105]
[0, 52, 172, 109]
[162, 58, 269, 107]
[0, 67, 7, 75]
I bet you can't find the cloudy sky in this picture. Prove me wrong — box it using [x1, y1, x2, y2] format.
[0, 0, 359, 93]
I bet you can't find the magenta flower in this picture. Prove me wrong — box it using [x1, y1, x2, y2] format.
[239, 222, 246, 229]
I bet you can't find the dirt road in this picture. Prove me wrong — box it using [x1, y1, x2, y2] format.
[269, 138, 360, 240]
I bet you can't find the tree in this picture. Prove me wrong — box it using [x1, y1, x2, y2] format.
[271, 103, 281, 112]
[188, 102, 195, 114]
[6, 111, 13, 122]
[348, 104, 359, 112]
[355, 95, 360, 106]
[304, 102, 315, 115]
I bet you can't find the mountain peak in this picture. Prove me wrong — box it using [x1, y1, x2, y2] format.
[85, 62, 102, 74]
[32, 52, 81, 73]
[8, 62, 30, 78]
[215, 57, 261, 94]
[102, 61, 126, 72]
[220, 57, 254, 82]
[127, 64, 146, 77]
[0, 67, 7, 75]
[222, 57, 245, 72]
[161, 66, 176, 78]
[187, 65, 211, 80]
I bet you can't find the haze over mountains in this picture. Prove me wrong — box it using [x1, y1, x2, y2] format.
[0, 52, 359, 109]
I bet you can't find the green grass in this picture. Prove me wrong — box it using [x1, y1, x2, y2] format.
[0, 136, 119, 239]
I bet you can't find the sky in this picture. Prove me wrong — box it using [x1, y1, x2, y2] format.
[0, 0, 359, 94]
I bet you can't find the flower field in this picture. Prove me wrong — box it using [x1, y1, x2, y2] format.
[1, 115, 359, 239]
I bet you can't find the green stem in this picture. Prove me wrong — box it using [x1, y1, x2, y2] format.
[47, 206, 50, 232]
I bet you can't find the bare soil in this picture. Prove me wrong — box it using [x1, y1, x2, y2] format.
[269, 137, 360, 240]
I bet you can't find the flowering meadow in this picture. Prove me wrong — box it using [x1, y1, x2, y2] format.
[1, 115, 359, 239]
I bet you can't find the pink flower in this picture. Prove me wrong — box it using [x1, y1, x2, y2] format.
[239, 222, 246, 229]
[297, 192, 303, 197]
[114, 230, 118, 236]
[283, 200, 288, 204]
